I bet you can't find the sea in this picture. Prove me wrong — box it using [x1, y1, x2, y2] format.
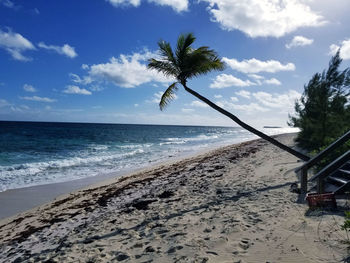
[0, 121, 298, 192]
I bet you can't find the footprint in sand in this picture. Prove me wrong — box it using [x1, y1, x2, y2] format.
[239, 238, 252, 250]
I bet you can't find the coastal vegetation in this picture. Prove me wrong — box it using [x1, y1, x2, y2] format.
[148, 33, 309, 161]
[289, 51, 350, 163]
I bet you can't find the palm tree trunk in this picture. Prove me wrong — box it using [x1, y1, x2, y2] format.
[184, 85, 310, 161]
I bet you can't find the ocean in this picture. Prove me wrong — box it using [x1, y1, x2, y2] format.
[0, 121, 298, 192]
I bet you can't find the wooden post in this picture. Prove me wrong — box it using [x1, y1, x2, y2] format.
[317, 177, 325, 193]
[300, 167, 308, 194]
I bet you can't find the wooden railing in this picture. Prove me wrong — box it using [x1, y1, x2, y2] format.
[309, 151, 350, 193]
[296, 130, 350, 194]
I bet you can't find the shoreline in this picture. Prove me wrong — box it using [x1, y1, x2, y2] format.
[0, 133, 348, 262]
[0, 133, 274, 221]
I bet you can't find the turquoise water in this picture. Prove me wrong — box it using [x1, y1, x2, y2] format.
[0, 121, 297, 192]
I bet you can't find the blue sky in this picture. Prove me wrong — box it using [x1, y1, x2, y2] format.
[0, 0, 350, 127]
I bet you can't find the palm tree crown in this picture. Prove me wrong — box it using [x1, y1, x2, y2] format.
[148, 33, 225, 110]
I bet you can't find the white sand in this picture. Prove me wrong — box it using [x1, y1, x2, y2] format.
[0, 133, 348, 262]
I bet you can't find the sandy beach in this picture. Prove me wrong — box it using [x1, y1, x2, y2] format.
[0, 133, 348, 262]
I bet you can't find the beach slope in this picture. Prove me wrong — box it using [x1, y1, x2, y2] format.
[0, 133, 347, 262]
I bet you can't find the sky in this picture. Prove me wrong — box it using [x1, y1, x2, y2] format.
[0, 0, 350, 128]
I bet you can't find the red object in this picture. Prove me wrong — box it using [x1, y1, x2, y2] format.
[306, 192, 337, 209]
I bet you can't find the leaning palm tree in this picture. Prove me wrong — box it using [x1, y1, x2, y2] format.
[148, 33, 309, 161]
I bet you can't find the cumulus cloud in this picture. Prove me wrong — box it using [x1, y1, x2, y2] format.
[211, 73, 282, 88]
[214, 89, 301, 115]
[19, 96, 56, 102]
[38, 42, 77, 58]
[63, 85, 92, 95]
[252, 90, 301, 112]
[201, 0, 326, 38]
[263, 78, 281, 85]
[148, 0, 188, 12]
[210, 73, 256, 88]
[235, 90, 251, 99]
[79, 51, 173, 88]
[248, 74, 264, 80]
[190, 100, 209, 108]
[223, 57, 295, 74]
[215, 99, 268, 114]
[214, 94, 222, 99]
[286, 36, 314, 49]
[329, 39, 350, 60]
[23, 84, 37, 92]
[106, 0, 188, 12]
[0, 29, 35, 61]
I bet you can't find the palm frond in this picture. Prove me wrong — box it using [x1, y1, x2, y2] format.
[175, 33, 196, 69]
[159, 82, 178, 111]
[181, 46, 225, 79]
[148, 59, 178, 77]
[158, 40, 177, 66]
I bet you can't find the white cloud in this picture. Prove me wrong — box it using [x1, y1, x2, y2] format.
[134, 104, 139, 107]
[230, 96, 238, 102]
[0, 99, 11, 107]
[252, 90, 301, 112]
[214, 94, 222, 99]
[215, 98, 269, 114]
[69, 73, 92, 85]
[106, 0, 141, 7]
[247, 74, 281, 85]
[223, 57, 295, 74]
[38, 42, 77, 58]
[63, 85, 92, 95]
[89, 85, 104, 92]
[286, 36, 314, 49]
[264, 78, 281, 85]
[248, 74, 264, 80]
[190, 100, 209, 108]
[230, 103, 269, 113]
[214, 90, 301, 115]
[0, 29, 35, 61]
[210, 73, 256, 88]
[23, 84, 37, 92]
[81, 50, 172, 88]
[20, 96, 56, 103]
[202, 0, 326, 38]
[148, 0, 188, 12]
[235, 90, 251, 99]
[106, 0, 188, 12]
[329, 39, 350, 60]
[181, 108, 194, 113]
[9, 105, 31, 112]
